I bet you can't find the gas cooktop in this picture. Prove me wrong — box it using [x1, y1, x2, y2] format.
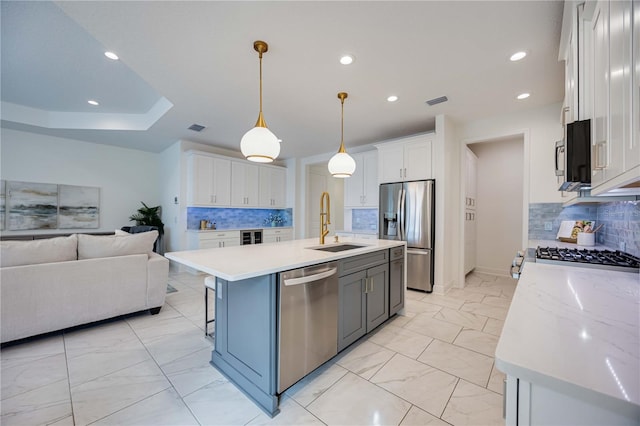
[535, 247, 640, 273]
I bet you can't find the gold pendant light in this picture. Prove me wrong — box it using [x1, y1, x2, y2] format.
[240, 40, 280, 163]
[328, 92, 356, 177]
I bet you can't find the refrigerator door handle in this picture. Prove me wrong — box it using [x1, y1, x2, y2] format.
[395, 188, 403, 241]
[399, 188, 406, 241]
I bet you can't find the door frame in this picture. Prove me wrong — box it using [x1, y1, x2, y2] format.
[458, 129, 530, 286]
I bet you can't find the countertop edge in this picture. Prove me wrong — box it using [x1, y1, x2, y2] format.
[495, 353, 640, 413]
[165, 238, 406, 281]
[495, 261, 640, 410]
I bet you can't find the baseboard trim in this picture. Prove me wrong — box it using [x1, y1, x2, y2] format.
[473, 266, 510, 278]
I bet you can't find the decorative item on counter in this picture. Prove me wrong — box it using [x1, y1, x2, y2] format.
[577, 232, 595, 246]
[556, 220, 595, 243]
[264, 213, 283, 227]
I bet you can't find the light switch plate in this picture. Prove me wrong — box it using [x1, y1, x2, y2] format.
[544, 222, 553, 231]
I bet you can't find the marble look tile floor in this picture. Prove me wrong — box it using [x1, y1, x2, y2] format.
[0, 270, 516, 426]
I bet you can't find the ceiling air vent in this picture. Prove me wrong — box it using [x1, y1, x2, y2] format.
[188, 124, 206, 132]
[426, 96, 448, 106]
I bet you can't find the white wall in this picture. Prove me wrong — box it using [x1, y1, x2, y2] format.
[0, 128, 160, 235]
[434, 115, 461, 293]
[458, 102, 563, 204]
[469, 138, 524, 276]
[158, 141, 182, 252]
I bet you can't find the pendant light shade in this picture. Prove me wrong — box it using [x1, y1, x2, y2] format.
[328, 92, 356, 178]
[241, 40, 280, 163]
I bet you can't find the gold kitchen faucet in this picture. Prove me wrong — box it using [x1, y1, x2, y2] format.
[319, 192, 331, 244]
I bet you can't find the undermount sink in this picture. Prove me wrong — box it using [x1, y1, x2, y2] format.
[308, 243, 367, 252]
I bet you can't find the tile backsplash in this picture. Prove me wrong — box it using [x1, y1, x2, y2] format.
[352, 208, 378, 232]
[596, 201, 639, 257]
[528, 201, 639, 257]
[187, 207, 293, 230]
[528, 203, 598, 241]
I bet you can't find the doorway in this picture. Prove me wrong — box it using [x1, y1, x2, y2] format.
[467, 137, 524, 276]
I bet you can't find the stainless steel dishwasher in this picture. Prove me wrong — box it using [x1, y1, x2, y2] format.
[278, 262, 338, 393]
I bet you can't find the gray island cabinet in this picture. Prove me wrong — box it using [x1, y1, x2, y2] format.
[165, 238, 406, 417]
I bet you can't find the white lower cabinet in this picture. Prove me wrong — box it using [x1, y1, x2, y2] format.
[262, 228, 292, 243]
[504, 375, 638, 426]
[189, 231, 241, 249]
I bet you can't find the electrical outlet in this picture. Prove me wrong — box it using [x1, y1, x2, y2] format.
[544, 222, 553, 231]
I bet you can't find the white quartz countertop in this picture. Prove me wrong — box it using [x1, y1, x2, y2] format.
[165, 237, 405, 281]
[495, 261, 640, 407]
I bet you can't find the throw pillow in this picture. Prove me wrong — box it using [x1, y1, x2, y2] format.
[0, 234, 78, 267]
[114, 229, 130, 236]
[77, 230, 158, 260]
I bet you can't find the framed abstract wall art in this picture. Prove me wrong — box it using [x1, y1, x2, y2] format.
[58, 185, 100, 229]
[7, 181, 58, 230]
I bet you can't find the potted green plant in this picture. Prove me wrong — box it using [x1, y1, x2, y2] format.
[129, 202, 164, 235]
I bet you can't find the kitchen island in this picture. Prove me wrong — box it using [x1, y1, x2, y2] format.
[165, 237, 406, 416]
[496, 261, 639, 425]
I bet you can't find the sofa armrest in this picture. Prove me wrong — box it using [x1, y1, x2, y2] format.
[147, 252, 169, 308]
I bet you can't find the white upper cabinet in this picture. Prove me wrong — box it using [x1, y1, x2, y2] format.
[589, 0, 639, 194]
[231, 161, 259, 207]
[629, 0, 640, 172]
[259, 166, 286, 207]
[591, 0, 609, 187]
[376, 134, 434, 183]
[187, 151, 288, 208]
[344, 150, 379, 208]
[187, 153, 231, 206]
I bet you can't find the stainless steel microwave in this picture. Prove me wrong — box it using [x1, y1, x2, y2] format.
[555, 119, 591, 191]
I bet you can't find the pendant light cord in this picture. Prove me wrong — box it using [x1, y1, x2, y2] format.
[259, 50, 263, 114]
[339, 94, 346, 153]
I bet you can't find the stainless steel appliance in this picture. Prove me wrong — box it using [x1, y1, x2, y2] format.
[511, 246, 639, 278]
[555, 119, 591, 191]
[379, 180, 435, 292]
[240, 229, 262, 245]
[277, 262, 338, 393]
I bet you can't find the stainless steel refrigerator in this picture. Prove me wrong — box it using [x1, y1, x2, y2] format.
[379, 180, 435, 292]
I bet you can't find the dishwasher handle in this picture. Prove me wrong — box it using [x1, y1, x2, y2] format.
[284, 268, 338, 286]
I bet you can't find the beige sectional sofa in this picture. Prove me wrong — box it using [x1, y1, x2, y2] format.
[0, 231, 169, 343]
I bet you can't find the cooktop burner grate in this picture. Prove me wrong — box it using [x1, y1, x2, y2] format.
[535, 247, 640, 272]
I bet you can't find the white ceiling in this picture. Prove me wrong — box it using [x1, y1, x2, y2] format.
[1, 1, 564, 159]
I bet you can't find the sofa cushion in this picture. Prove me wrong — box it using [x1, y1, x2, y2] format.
[78, 231, 158, 260]
[0, 234, 78, 267]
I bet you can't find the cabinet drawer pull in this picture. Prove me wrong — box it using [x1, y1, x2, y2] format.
[594, 141, 607, 170]
[502, 379, 507, 419]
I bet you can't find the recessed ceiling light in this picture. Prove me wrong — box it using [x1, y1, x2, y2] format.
[510, 51, 527, 61]
[87, 100, 99, 106]
[517, 93, 530, 100]
[340, 54, 354, 65]
[387, 95, 398, 102]
[104, 51, 119, 60]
